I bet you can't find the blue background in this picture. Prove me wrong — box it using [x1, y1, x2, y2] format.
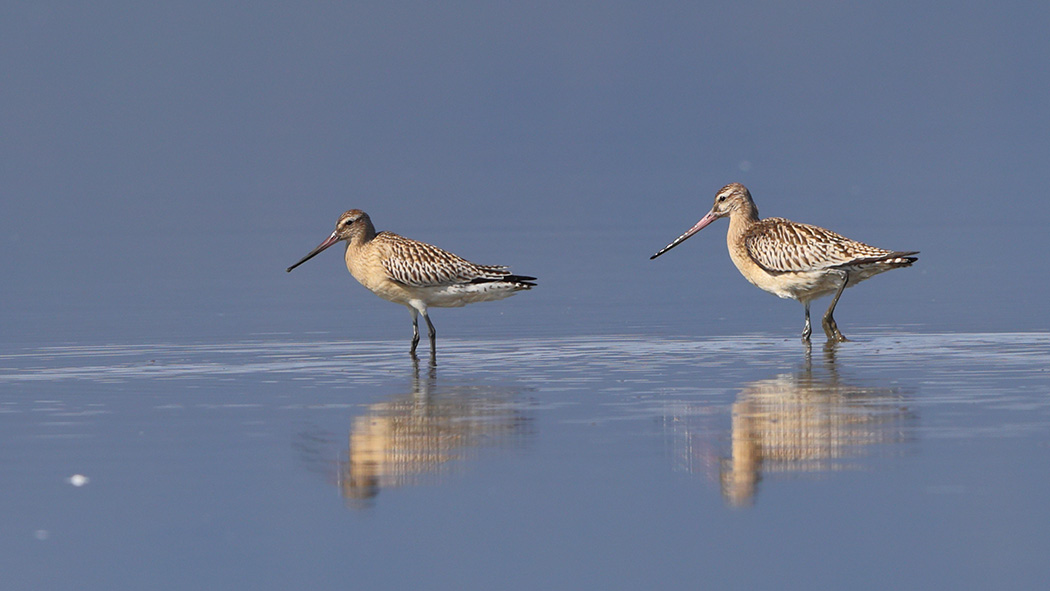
[4, 1, 1048, 344]
[3, 4, 1050, 590]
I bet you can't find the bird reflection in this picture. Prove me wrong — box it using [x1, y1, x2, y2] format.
[670, 344, 915, 507]
[339, 355, 531, 507]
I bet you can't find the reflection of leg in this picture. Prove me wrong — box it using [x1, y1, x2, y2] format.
[802, 302, 812, 341]
[822, 272, 849, 342]
[410, 308, 420, 354]
[823, 338, 840, 357]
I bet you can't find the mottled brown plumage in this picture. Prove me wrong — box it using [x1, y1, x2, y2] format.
[744, 218, 903, 272]
[651, 183, 917, 342]
[288, 209, 535, 354]
[379, 233, 514, 287]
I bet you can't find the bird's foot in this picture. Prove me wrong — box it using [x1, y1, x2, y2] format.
[410, 321, 422, 354]
[822, 316, 848, 342]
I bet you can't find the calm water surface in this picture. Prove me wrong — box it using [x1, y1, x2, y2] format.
[2, 332, 1049, 590]
[6, 3, 1050, 589]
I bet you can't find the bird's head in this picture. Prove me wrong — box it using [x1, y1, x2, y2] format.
[287, 209, 373, 272]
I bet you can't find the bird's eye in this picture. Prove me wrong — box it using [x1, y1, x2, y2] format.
[718, 195, 726, 202]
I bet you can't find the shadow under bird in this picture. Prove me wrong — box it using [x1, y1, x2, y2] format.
[650, 183, 918, 342]
[287, 209, 536, 353]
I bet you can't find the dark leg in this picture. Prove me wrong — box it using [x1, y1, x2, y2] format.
[822, 272, 850, 342]
[802, 302, 812, 342]
[410, 309, 420, 354]
[422, 309, 436, 351]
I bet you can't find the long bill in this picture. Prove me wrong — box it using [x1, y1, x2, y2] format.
[286, 232, 340, 272]
[650, 209, 719, 260]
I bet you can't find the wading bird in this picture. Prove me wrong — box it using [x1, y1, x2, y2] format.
[650, 183, 917, 342]
[288, 210, 535, 354]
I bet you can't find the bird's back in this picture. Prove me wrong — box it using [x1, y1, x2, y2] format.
[744, 218, 915, 274]
[358, 232, 534, 307]
[372, 232, 512, 287]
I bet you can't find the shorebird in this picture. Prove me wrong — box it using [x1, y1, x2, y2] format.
[287, 210, 535, 353]
[650, 183, 917, 342]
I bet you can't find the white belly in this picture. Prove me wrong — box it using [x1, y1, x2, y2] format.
[413, 282, 526, 308]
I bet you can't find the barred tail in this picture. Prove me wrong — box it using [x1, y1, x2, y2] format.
[470, 274, 537, 288]
[879, 251, 919, 266]
[843, 251, 919, 268]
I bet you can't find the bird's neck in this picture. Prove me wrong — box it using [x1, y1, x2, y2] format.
[741, 200, 759, 222]
[350, 219, 378, 247]
[727, 202, 760, 236]
[726, 202, 760, 256]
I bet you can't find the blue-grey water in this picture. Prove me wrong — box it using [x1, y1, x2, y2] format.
[3, 334, 1050, 590]
[3, 2, 1050, 590]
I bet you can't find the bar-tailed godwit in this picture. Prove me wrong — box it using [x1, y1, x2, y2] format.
[650, 183, 917, 342]
[288, 210, 535, 353]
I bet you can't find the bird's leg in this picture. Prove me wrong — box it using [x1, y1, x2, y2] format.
[802, 302, 812, 342]
[822, 271, 850, 342]
[410, 308, 421, 354]
[422, 309, 436, 351]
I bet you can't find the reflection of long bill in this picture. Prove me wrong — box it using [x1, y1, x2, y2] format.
[286, 231, 341, 272]
[650, 209, 720, 260]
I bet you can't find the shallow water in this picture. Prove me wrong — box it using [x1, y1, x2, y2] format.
[7, 2, 1050, 589]
[3, 332, 1049, 590]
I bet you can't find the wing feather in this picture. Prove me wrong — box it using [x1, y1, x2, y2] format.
[744, 218, 893, 273]
[376, 232, 510, 287]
